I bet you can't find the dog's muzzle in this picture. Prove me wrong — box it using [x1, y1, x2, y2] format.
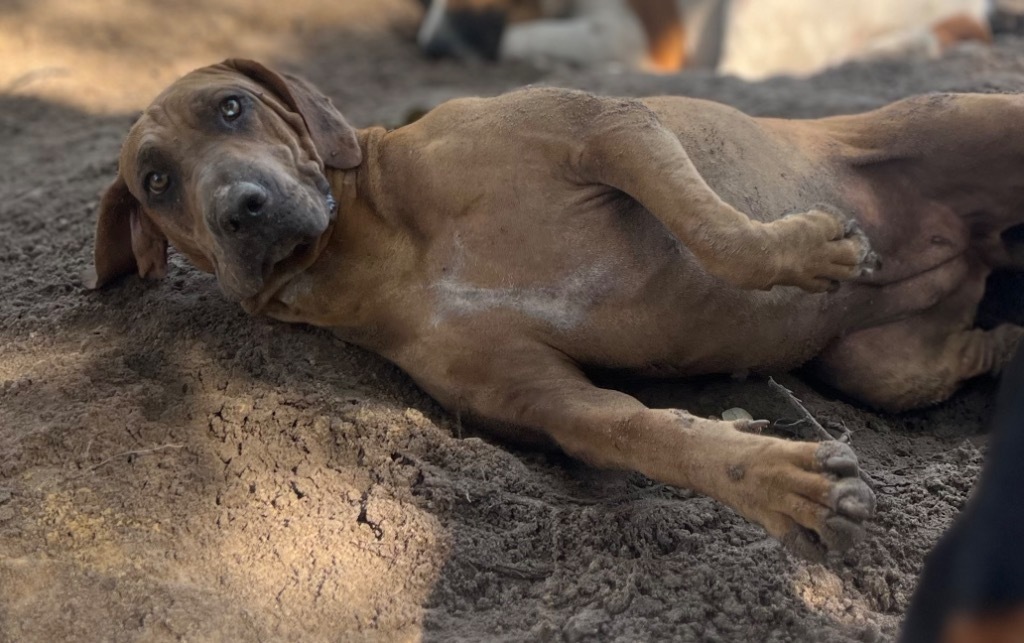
[206, 179, 334, 301]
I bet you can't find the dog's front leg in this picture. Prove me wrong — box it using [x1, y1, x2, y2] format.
[412, 346, 875, 560]
[580, 107, 878, 292]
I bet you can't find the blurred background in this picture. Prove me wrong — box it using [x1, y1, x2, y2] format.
[3, 0, 1024, 116]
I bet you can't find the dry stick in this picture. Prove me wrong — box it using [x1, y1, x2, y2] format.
[468, 559, 553, 581]
[767, 378, 837, 442]
[767, 378, 877, 489]
[65, 443, 186, 481]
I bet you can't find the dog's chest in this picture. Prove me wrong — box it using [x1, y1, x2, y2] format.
[430, 260, 618, 332]
[422, 217, 653, 334]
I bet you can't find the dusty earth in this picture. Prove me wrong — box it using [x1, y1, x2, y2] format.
[2, 1, 1023, 641]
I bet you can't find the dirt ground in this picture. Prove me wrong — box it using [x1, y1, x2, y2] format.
[1, 2, 1022, 641]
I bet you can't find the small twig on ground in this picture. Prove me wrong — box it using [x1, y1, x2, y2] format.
[767, 378, 877, 489]
[771, 419, 807, 437]
[467, 559, 553, 581]
[829, 421, 853, 444]
[64, 443, 186, 481]
[767, 378, 836, 442]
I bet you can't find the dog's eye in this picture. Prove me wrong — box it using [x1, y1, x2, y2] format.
[145, 171, 170, 194]
[220, 97, 243, 121]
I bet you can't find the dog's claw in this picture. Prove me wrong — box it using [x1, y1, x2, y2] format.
[861, 250, 883, 275]
[838, 493, 874, 522]
[740, 419, 770, 433]
[843, 217, 859, 235]
[818, 441, 860, 478]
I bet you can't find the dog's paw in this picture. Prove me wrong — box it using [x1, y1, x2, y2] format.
[783, 441, 876, 561]
[767, 205, 880, 293]
[744, 440, 876, 561]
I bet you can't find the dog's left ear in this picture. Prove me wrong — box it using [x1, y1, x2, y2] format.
[222, 58, 363, 170]
[84, 174, 168, 289]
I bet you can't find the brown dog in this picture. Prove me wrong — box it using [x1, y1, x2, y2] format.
[88, 59, 1024, 560]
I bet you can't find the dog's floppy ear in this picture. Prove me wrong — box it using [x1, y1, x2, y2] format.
[83, 174, 168, 289]
[222, 58, 362, 170]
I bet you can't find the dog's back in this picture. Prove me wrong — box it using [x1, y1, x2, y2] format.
[900, 346, 1024, 642]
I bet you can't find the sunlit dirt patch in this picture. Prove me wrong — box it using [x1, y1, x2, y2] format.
[0, 333, 450, 640]
[0, 0, 418, 113]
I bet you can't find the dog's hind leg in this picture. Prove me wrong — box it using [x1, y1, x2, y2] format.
[578, 103, 878, 292]
[813, 253, 1024, 411]
[403, 338, 875, 560]
[814, 321, 1023, 412]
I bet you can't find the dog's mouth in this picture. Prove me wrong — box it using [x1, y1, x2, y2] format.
[212, 188, 336, 303]
[215, 236, 321, 304]
[262, 239, 316, 280]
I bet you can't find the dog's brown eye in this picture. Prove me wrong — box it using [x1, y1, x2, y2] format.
[220, 97, 242, 121]
[146, 171, 169, 194]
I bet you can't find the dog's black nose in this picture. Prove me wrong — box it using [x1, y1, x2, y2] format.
[222, 182, 269, 233]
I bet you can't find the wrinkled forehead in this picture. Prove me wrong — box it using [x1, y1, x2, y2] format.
[152, 66, 262, 109]
[120, 67, 267, 168]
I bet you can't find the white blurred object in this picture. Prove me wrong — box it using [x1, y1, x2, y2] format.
[501, 1, 649, 68]
[720, 0, 992, 79]
[501, 0, 728, 72]
[418, 0, 995, 77]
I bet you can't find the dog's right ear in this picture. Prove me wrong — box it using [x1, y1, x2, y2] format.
[83, 174, 168, 290]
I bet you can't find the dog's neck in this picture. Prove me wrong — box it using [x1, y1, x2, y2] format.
[243, 127, 424, 354]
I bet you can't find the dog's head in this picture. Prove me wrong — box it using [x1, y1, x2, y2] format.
[86, 59, 362, 302]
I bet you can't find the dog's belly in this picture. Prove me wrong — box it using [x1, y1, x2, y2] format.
[426, 193, 847, 376]
[553, 260, 843, 376]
